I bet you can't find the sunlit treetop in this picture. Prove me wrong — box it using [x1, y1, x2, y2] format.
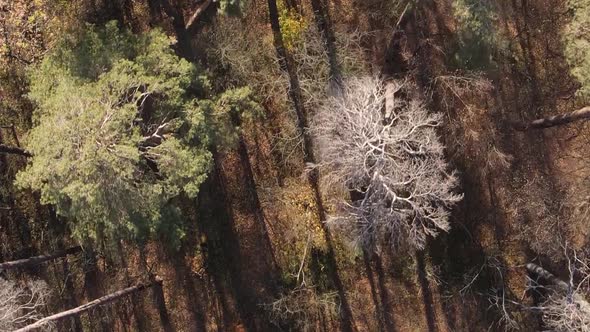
[17, 21, 257, 247]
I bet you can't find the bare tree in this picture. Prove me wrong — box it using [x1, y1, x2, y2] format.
[312, 76, 462, 250]
[0, 279, 50, 331]
[526, 251, 590, 332]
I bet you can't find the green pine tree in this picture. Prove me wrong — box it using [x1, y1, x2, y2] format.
[17, 21, 258, 247]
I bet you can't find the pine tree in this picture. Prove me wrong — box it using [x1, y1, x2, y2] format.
[16, 22, 257, 247]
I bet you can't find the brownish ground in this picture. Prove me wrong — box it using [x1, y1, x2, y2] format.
[2, 0, 590, 331]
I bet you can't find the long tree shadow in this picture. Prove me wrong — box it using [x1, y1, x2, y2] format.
[195, 141, 282, 331]
[116, 242, 151, 331]
[309, 173, 357, 332]
[415, 251, 437, 332]
[150, 275, 175, 332]
[363, 250, 386, 332]
[169, 251, 208, 331]
[363, 250, 398, 332]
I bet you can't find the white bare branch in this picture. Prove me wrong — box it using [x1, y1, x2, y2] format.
[0, 279, 51, 331]
[312, 76, 462, 251]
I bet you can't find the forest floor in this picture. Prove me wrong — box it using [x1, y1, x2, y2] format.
[1, 0, 589, 331]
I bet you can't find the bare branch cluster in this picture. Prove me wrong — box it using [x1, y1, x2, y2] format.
[0, 279, 51, 331]
[312, 76, 462, 251]
[527, 249, 590, 332]
[291, 26, 366, 110]
[266, 286, 339, 332]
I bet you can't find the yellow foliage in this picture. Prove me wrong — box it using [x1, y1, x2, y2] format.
[277, 1, 307, 50]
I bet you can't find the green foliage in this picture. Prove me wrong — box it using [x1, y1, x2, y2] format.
[452, 0, 500, 70]
[219, 0, 246, 16]
[17, 22, 258, 247]
[564, 0, 590, 98]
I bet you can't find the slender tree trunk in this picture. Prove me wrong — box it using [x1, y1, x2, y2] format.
[0, 143, 31, 157]
[14, 279, 160, 332]
[310, 0, 341, 86]
[184, 0, 213, 31]
[0, 246, 81, 271]
[267, 3, 356, 330]
[513, 106, 590, 130]
[267, 0, 315, 163]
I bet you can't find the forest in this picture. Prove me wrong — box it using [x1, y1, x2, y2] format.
[1, 0, 590, 331]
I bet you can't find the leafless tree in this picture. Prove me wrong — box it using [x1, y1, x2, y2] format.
[0, 279, 50, 331]
[312, 76, 462, 251]
[526, 248, 590, 332]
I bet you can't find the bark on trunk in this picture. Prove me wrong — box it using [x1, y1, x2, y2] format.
[0, 143, 31, 157]
[513, 106, 590, 130]
[0, 246, 82, 271]
[14, 279, 160, 332]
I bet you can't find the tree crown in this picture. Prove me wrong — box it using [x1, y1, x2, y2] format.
[17, 21, 256, 247]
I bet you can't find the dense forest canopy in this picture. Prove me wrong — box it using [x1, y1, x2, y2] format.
[1, 0, 590, 331]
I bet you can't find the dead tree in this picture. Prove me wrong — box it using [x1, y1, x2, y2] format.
[0, 280, 49, 331]
[14, 278, 162, 332]
[526, 256, 590, 331]
[0, 246, 82, 271]
[513, 106, 590, 130]
[312, 77, 462, 250]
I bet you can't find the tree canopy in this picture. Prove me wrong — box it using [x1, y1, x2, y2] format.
[15, 21, 249, 246]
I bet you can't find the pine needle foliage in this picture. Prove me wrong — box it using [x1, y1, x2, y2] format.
[17, 21, 257, 247]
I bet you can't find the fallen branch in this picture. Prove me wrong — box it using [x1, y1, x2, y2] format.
[513, 106, 590, 130]
[0, 246, 82, 271]
[14, 278, 161, 332]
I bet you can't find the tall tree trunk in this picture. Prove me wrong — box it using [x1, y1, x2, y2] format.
[310, 0, 341, 87]
[513, 106, 590, 130]
[0, 246, 81, 271]
[267, 2, 356, 330]
[0, 143, 31, 157]
[267, 0, 315, 163]
[14, 279, 160, 332]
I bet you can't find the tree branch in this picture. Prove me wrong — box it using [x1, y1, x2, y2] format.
[513, 106, 590, 130]
[0, 246, 82, 271]
[185, 0, 213, 31]
[14, 278, 160, 332]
